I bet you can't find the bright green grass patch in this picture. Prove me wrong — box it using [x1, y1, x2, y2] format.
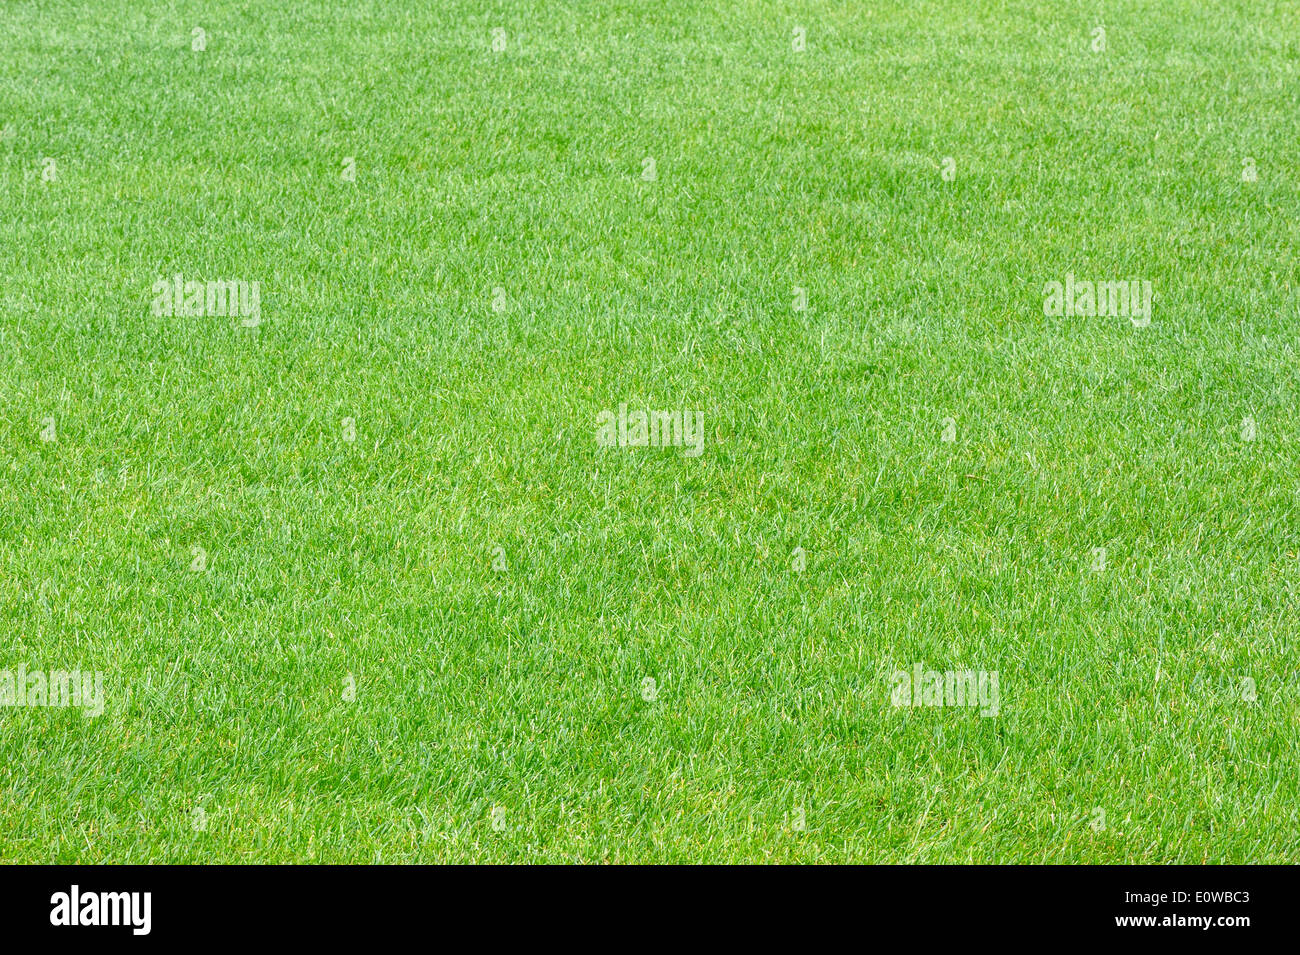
[0, 0, 1298, 862]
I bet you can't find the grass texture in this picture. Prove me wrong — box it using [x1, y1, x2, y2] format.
[1, 0, 1298, 862]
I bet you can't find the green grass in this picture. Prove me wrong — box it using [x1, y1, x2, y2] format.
[1, 0, 1298, 863]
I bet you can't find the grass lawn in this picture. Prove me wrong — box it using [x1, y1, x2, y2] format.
[1, 0, 1297, 863]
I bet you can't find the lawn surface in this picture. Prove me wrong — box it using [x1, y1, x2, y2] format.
[1, 1, 1298, 862]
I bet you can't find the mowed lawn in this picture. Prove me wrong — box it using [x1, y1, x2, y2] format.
[1, 0, 1297, 863]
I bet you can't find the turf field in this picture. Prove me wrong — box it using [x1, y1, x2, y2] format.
[1, 1, 1298, 863]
